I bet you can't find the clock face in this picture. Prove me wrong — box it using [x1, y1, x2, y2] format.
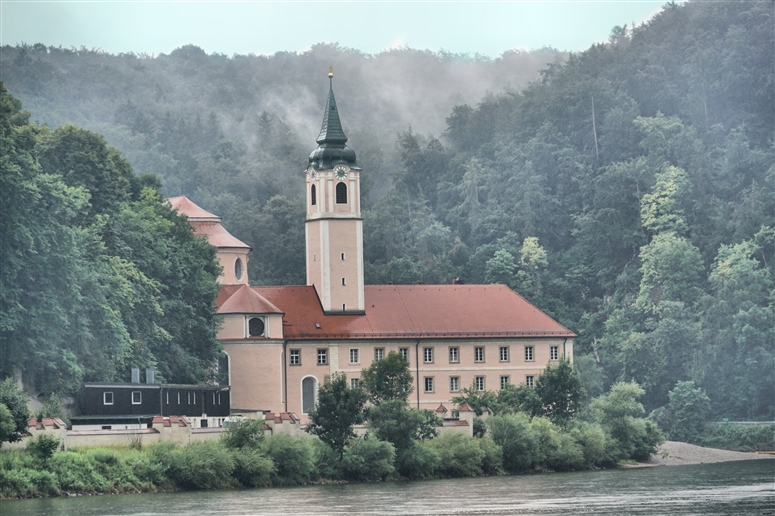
[334, 166, 348, 179]
[309, 171, 317, 180]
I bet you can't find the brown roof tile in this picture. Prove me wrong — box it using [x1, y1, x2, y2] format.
[168, 196, 250, 249]
[217, 285, 283, 315]
[217, 284, 575, 339]
[167, 196, 220, 221]
[457, 403, 474, 412]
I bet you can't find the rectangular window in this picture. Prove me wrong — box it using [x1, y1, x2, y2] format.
[500, 346, 509, 362]
[423, 347, 434, 363]
[166, 391, 169, 404]
[550, 345, 559, 360]
[374, 348, 384, 361]
[317, 349, 328, 365]
[213, 392, 216, 404]
[474, 347, 484, 363]
[500, 376, 510, 389]
[424, 377, 434, 393]
[131, 391, 142, 405]
[177, 392, 181, 404]
[341, 252, 346, 260]
[399, 348, 409, 361]
[342, 277, 346, 286]
[526, 375, 535, 388]
[218, 392, 222, 404]
[525, 346, 534, 362]
[349, 348, 359, 364]
[449, 347, 459, 363]
[290, 349, 301, 365]
[475, 376, 485, 391]
[450, 376, 460, 392]
[103, 392, 114, 405]
[351, 378, 360, 389]
[193, 392, 196, 404]
[343, 303, 346, 311]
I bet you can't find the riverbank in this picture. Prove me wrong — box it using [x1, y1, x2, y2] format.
[637, 441, 775, 467]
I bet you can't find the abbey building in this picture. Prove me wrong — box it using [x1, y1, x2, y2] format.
[170, 74, 575, 422]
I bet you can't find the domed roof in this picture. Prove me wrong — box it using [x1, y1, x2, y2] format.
[308, 76, 360, 171]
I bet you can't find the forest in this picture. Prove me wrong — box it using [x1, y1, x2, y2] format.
[1, 0, 772, 421]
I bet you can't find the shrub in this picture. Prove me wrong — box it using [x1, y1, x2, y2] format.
[26, 433, 61, 461]
[396, 441, 439, 479]
[666, 381, 711, 442]
[166, 441, 235, 490]
[49, 451, 108, 493]
[477, 438, 503, 475]
[426, 433, 485, 477]
[310, 439, 342, 480]
[262, 434, 314, 485]
[569, 421, 611, 468]
[487, 413, 537, 472]
[696, 424, 775, 451]
[341, 436, 395, 481]
[231, 447, 274, 487]
[221, 418, 265, 450]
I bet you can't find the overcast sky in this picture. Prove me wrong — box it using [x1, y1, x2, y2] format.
[3, 1, 668, 57]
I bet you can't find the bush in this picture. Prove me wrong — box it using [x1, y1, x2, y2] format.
[396, 441, 439, 479]
[569, 421, 611, 468]
[341, 436, 395, 481]
[477, 438, 503, 475]
[231, 447, 274, 487]
[696, 424, 775, 451]
[666, 381, 711, 442]
[26, 434, 60, 461]
[487, 414, 537, 472]
[221, 418, 265, 450]
[49, 451, 108, 493]
[310, 439, 342, 480]
[426, 433, 485, 477]
[166, 441, 235, 490]
[262, 434, 314, 485]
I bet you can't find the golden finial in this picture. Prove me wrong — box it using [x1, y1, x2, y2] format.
[328, 66, 333, 78]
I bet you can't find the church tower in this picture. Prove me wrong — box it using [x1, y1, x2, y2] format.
[305, 70, 364, 313]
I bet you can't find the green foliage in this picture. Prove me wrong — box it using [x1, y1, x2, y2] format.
[221, 418, 265, 450]
[26, 434, 60, 461]
[0, 379, 29, 443]
[535, 357, 586, 426]
[341, 436, 396, 481]
[426, 433, 485, 477]
[231, 447, 275, 487]
[486, 413, 537, 472]
[395, 441, 440, 479]
[165, 441, 235, 490]
[666, 380, 711, 442]
[695, 424, 775, 452]
[451, 383, 497, 416]
[261, 433, 314, 485]
[360, 351, 413, 404]
[367, 400, 425, 454]
[494, 384, 543, 417]
[306, 372, 368, 457]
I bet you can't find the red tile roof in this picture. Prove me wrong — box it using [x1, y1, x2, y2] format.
[217, 284, 574, 340]
[457, 403, 474, 412]
[435, 404, 448, 413]
[27, 417, 67, 430]
[168, 196, 250, 249]
[217, 285, 283, 315]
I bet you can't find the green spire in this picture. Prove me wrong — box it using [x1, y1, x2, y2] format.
[309, 70, 359, 170]
[316, 76, 348, 145]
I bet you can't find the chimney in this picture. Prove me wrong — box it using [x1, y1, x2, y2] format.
[452, 277, 464, 285]
[146, 368, 155, 384]
[131, 368, 140, 383]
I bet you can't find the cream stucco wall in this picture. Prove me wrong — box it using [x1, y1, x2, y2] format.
[217, 248, 250, 285]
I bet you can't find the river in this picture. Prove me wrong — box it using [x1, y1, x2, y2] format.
[2, 459, 773, 515]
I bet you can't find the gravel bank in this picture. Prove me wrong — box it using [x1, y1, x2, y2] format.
[641, 441, 775, 466]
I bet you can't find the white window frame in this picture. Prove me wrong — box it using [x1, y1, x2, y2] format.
[526, 375, 535, 388]
[500, 375, 510, 389]
[351, 378, 360, 389]
[525, 346, 534, 362]
[399, 348, 409, 361]
[550, 345, 559, 361]
[317, 348, 328, 365]
[424, 377, 434, 393]
[374, 348, 384, 361]
[500, 346, 509, 362]
[103, 392, 114, 405]
[449, 346, 459, 363]
[131, 391, 142, 405]
[349, 348, 359, 364]
[450, 376, 460, 392]
[423, 347, 434, 364]
[475, 376, 485, 391]
[474, 347, 484, 363]
[290, 349, 301, 366]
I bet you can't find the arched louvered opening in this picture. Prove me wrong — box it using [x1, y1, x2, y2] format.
[336, 182, 347, 204]
[311, 184, 316, 205]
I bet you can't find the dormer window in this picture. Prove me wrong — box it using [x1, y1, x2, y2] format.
[248, 317, 265, 337]
[336, 182, 347, 204]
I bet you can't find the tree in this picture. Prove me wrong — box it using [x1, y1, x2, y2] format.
[534, 357, 586, 426]
[360, 351, 413, 404]
[367, 399, 425, 454]
[494, 383, 543, 417]
[221, 418, 265, 450]
[451, 383, 497, 416]
[666, 380, 711, 442]
[306, 372, 368, 458]
[0, 378, 29, 443]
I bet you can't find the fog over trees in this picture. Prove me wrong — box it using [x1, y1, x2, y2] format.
[1, 0, 772, 421]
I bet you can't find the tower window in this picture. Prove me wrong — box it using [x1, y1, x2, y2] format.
[235, 257, 243, 281]
[248, 317, 265, 337]
[311, 184, 316, 205]
[336, 182, 348, 204]
[341, 253, 345, 260]
[342, 277, 346, 286]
